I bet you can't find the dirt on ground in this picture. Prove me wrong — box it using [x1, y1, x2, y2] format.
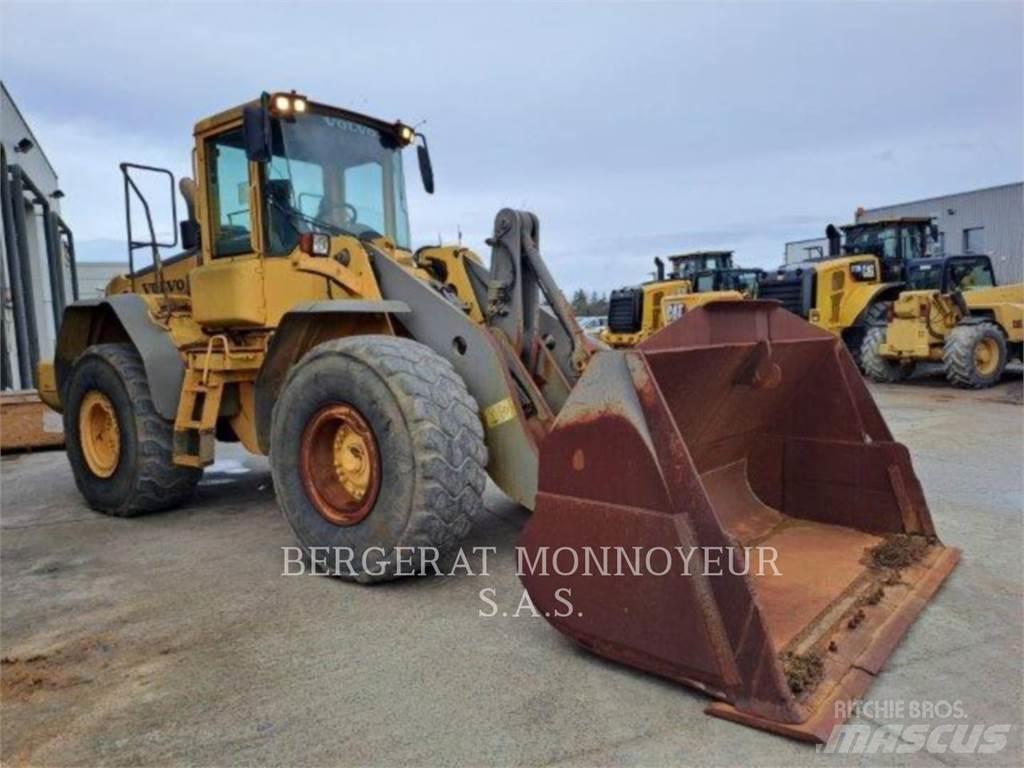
[781, 652, 824, 695]
[0, 637, 116, 702]
[868, 533, 936, 569]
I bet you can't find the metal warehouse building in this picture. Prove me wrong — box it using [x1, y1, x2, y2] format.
[1, 81, 78, 391]
[785, 182, 1023, 285]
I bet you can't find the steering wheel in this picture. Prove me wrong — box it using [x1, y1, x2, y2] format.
[319, 201, 359, 226]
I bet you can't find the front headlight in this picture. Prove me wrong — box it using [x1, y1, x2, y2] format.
[299, 232, 331, 257]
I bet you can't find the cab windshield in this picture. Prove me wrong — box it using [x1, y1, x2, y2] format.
[264, 111, 411, 252]
[844, 224, 929, 262]
[906, 263, 943, 291]
[907, 258, 995, 292]
[844, 226, 899, 260]
[671, 253, 733, 279]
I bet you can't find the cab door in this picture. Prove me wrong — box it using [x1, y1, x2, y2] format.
[190, 124, 269, 327]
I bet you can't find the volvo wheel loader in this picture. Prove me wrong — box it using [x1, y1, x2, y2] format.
[861, 254, 1023, 387]
[759, 217, 939, 366]
[37, 91, 958, 743]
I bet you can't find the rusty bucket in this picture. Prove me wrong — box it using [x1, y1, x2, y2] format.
[519, 301, 959, 742]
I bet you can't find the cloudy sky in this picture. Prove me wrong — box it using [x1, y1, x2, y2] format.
[2, 0, 1021, 294]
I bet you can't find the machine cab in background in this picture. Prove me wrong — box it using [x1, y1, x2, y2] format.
[838, 217, 938, 282]
[668, 250, 735, 281]
[906, 254, 997, 294]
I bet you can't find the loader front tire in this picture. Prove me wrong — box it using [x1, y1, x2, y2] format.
[63, 343, 201, 516]
[943, 321, 1007, 388]
[861, 327, 915, 384]
[270, 336, 487, 583]
[845, 301, 891, 370]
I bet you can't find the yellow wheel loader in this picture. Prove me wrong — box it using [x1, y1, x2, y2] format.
[861, 254, 1023, 387]
[759, 217, 940, 366]
[600, 252, 745, 348]
[37, 91, 958, 742]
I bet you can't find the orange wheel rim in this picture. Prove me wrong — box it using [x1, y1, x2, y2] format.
[79, 390, 121, 478]
[300, 404, 381, 526]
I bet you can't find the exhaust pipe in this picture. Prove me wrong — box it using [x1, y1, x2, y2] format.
[654, 257, 665, 282]
[826, 224, 841, 257]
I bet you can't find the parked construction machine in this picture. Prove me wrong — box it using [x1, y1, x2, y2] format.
[600, 251, 746, 348]
[759, 217, 938, 364]
[861, 254, 1023, 387]
[38, 91, 957, 742]
[692, 265, 764, 297]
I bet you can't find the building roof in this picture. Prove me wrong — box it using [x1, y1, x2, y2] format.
[843, 216, 934, 229]
[858, 182, 1023, 214]
[0, 80, 59, 182]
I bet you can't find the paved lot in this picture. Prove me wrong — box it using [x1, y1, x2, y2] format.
[2, 372, 1022, 767]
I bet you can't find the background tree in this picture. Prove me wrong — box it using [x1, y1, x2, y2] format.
[570, 289, 589, 315]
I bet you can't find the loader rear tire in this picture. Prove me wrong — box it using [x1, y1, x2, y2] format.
[943, 321, 1007, 388]
[63, 343, 202, 516]
[861, 327, 915, 383]
[270, 335, 487, 583]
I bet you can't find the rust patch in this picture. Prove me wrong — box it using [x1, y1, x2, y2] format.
[782, 651, 824, 695]
[868, 534, 935, 569]
[571, 448, 585, 471]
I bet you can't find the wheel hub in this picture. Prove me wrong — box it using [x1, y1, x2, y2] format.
[79, 390, 121, 478]
[975, 337, 999, 376]
[300, 404, 381, 526]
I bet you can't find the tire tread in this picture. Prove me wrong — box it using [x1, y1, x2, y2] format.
[67, 344, 200, 516]
[276, 335, 487, 580]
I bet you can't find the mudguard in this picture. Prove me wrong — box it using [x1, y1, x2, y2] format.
[55, 294, 183, 420]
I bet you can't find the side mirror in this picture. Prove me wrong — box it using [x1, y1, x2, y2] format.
[417, 140, 435, 195]
[242, 103, 271, 163]
[930, 223, 940, 242]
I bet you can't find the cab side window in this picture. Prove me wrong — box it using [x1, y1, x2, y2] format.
[344, 162, 385, 235]
[207, 129, 252, 257]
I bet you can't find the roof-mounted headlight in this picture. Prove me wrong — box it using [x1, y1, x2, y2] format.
[270, 91, 309, 118]
[395, 123, 415, 146]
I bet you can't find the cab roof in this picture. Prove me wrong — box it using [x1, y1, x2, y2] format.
[842, 217, 933, 231]
[667, 250, 734, 262]
[192, 93, 405, 137]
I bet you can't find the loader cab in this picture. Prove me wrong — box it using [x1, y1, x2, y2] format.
[694, 267, 764, 297]
[906, 255, 997, 294]
[140, 92, 439, 328]
[195, 92, 428, 262]
[839, 218, 936, 283]
[668, 250, 735, 281]
[113, 92, 434, 309]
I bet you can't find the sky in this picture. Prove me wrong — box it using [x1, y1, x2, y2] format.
[2, 0, 1021, 295]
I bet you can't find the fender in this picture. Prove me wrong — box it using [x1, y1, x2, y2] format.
[851, 281, 904, 325]
[55, 294, 184, 420]
[254, 299, 410, 452]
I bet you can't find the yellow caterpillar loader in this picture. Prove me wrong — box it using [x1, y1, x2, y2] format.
[600, 252, 744, 348]
[38, 91, 957, 742]
[861, 254, 1023, 387]
[759, 218, 939, 366]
